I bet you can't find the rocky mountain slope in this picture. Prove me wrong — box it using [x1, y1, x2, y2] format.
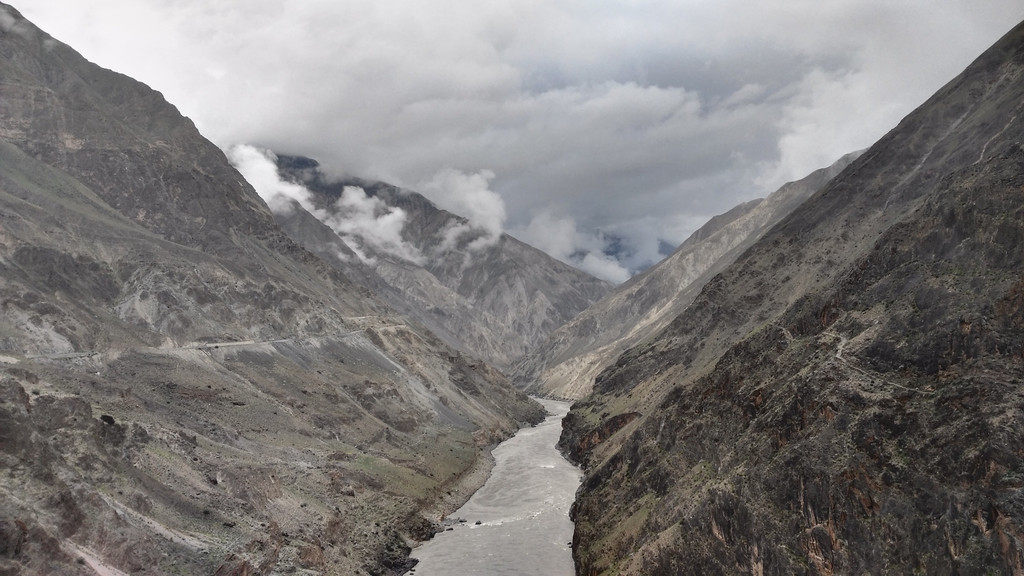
[513, 152, 859, 399]
[0, 5, 544, 575]
[270, 156, 612, 372]
[561, 20, 1024, 575]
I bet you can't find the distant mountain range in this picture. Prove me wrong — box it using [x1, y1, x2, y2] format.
[512, 150, 861, 400]
[269, 155, 611, 372]
[560, 19, 1024, 575]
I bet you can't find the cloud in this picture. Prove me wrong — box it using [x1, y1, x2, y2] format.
[0, 5, 36, 39]
[599, 213, 713, 274]
[418, 168, 506, 251]
[511, 209, 712, 284]
[20, 0, 1024, 279]
[227, 144, 316, 215]
[577, 253, 632, 286]
[512, 212, 631, 284]
[227, 144, 424, 266]
[321, 187, 426, 266]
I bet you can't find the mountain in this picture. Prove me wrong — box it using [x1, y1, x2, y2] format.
[0, 5, 544, 575]
[269, 156, 612, 371]
[513, 151, 860, 399]
[561, 20, 1024, 575]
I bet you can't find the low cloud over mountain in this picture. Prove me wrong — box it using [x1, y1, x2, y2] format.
[21, 1, 1024, 281]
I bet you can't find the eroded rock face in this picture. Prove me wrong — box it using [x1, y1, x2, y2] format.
[0, 5, 544, 575]
[564, 21, 1024, 575]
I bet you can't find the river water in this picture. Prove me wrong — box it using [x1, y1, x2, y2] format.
[405, 398, 580, 576]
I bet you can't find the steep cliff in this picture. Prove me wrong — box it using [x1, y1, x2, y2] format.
[514, 152, 860, 399]
[563, 20, 1024, 575]
[0, 5, 543, 575]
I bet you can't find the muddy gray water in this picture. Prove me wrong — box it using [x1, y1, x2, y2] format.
[406, 398, 580, 576]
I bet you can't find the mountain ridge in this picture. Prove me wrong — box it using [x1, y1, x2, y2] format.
[269, 155, 612, 371]
[0, 6, 544, 575]
[513, 150, 861, 399]
[560, 19, 1024, 574]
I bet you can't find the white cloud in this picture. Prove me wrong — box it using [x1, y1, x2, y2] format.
[578, 253, 632, 286]
[226, 144, 316, 215]
[19, 0, 1024, 279]
[227, 144, 423, 265]
[418, 168, 506, 251]
[512, 212, 631, 284]
[322, 186, 425, 266]
[0, 4, 35, 39]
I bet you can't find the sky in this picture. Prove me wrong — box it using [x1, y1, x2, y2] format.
[16, 1, 1024, 283]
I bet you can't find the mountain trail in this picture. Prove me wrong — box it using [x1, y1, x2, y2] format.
[822, 331, 933, 395]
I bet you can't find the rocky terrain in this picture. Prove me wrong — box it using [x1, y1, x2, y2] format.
[561, 20, 1024, 575]
[0, 5, 544, 575]
[271, 156, 611, 372]
[513, 151, 860, 400]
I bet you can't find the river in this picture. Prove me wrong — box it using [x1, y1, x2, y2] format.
[405, 398, 581, 576]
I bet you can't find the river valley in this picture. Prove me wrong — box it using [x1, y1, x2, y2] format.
[405, 398, 580, 576]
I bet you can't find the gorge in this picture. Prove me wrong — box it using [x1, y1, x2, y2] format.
[2, 3, 1024, 576]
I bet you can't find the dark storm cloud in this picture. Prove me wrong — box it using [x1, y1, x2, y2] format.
[19, 0, 1024, 282]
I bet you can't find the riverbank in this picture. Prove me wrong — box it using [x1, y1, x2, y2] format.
[417, 401, 551, 525]
[418, 446, 498, 524]
[406, 399, 580, 575]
